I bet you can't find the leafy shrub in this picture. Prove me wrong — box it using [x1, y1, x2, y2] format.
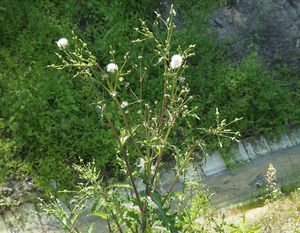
[0, 0, 158, 191]
[171, 1, 300, 151]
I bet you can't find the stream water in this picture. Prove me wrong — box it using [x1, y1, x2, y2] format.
[205, 144, 300, 208]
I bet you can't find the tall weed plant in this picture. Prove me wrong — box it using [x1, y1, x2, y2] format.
[41, 6, 241, 232]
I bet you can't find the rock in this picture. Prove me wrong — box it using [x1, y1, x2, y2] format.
[242, 136, 271, 160]
[250, 174, 268, 188]
[201, 150, 227, 176]
[158, 165, 178, 193]
[236, 142, 251, 162]
[0, 216, 9, 233]
[211, 0, 300, 71]
[267, 133, 294, 151]
[38, 212, 65, 233]
[242, 137, 257, 160]
[3, 203, 44, 233]
[179, 160, 204, 183]
[288, 127, 300, 146]
[225, 142, 251, 166]
[0, 187, 13, 196]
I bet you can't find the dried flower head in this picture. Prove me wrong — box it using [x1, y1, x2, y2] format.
[170, 54, 183, 69]
[107, 63, 118, 73]
[56, 38, 68, 49]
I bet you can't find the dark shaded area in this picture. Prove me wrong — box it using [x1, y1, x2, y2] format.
[212, 0, 300, 73]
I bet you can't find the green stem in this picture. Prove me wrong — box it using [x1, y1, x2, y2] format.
[163, 144, 196, 204]
[150, 109, 179, 188]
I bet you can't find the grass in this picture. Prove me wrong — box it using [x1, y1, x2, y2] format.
[228, 180, 300, 214]
[224, 189, 300, 232]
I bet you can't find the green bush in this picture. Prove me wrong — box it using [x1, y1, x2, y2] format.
[0, 0, 159, 191]
[171, 1, 300, 150]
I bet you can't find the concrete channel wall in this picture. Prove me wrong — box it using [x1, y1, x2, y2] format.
[197, 128, 300, 178]
[1, 128, 300, 232]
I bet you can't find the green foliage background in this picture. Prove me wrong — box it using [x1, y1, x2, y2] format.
[0, 0, 299, 192]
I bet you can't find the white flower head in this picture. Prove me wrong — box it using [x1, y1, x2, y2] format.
[178, 76, 185, 83]
[56, 38, 68, 49]
[121, 101, 128, 109]
[107, 63, 118, 73]
[170, 54, 183, 69]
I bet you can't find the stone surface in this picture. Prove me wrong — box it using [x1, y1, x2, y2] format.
[268, 133, 294, 151]
[242, 137, 257, 160]
[4, 208, 25, 233]
[135, 179, 146, 193]
[211, 0, 300, 72]
[243, 136, 271, 160]
[37, 210, 64, 233]
[3, 203, 44, 233]
[179, 160, 204, 183]
[227, 142, 250, 166]
[19, 203, 44, 233]
[201, 150, 227, 176]
[159, 165, 178, 192]
[288, 127, 300, 146]
[237, 142, 251, 161]
[0, 216, 9, 233]
[76, 215, 108, 233]
[252, 136, 271, 156]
